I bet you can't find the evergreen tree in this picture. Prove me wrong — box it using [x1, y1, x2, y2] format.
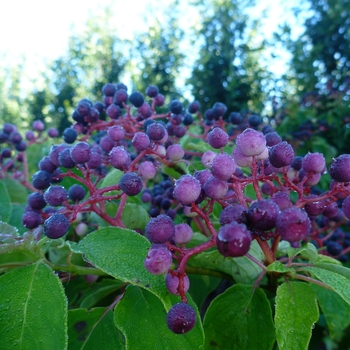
[188, 0, 268, 116]
[278, 0, 350, 94]
[131, 2, 185, 101]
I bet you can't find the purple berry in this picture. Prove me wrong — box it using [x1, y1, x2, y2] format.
[87, 152, 102, 169]
[291, 156, 303, 171]
[271, 191, 293, 210]
[109, 146, 131, 170]
[116, 82, 128, 91]
[119, 172, 143, 196]
[166, 303, 196, 334]
[39, 156, 57, 173]
[302, 152, 326, 173]
[248, 114, 261, 127]
[169, 100, 183, 114]
[342, 196, 350, 220]
[154, 94, 165, 107]
[206, 127, 229, 149]
[106, 104, 122, 119]
[144, 246, 173, 274]
[68, 184, 86, 202]
[146, 85, 159, 98]
[44, 213, 69, 239]
[173, 223, 193, 244]
[203, 176, 228, 199]
[173, 175, 201, 205]
[33, 120, 45, 131]
[212, 102, 227, 119]
[327, 241, 343, 256]
[146, 122, 166, 141]
[145, 214, 175, 243]
[49, 144, 67, 166]
[247, 199, 279, 231]
[138, 102, 152, 118]
[129, 91, 144, 108]
[201, 150, 217, 168]
[330, 155, 350, 182]
[276, 208, 311, 242]
[132, 132, 151, 152]
[236, 128, 266, 157]
[62, 128, 78, 144]
[188, 100, 200, 113]
[269, 141, 294, 168]
[265, 132, 282, 146]
[194, 169, 212, 186]
[166, 144, 184, 161]
[102, 83, 116, 97]
[138, 161, 157, 180]
[219, 204, 247, 226]
[182, 113, 194, 126]
[27, 192, 47, 210]
[26, 131, 35, 141]
[323, 202, 339, 218]
[99, 136, 116, 153]
[107, 125, 125, 142]
[113, 89, 128, 106]
[32, 170, 51, 190]
[304, 195, 325, 216]
[58, 148, 76, 169]
[229, 112, 243, 124]
[104, 97, 113, 108]
[217, 222, 252, 257]
[44, 186, 68, 207]
[165, 274, 190, 295]
[9, 131, 23, 144]
[232, 147, 253, 167]
[22, 211, 42, 229]
[70, 142, 92, 164]
[211, 153, 236, 181]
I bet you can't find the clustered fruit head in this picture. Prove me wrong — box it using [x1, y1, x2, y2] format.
[9, 81, 350, 336]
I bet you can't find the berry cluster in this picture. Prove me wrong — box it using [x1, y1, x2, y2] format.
[6, 81, 350, 335]
[0, 121, 59, 190]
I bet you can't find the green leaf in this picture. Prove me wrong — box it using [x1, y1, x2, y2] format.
[99, 168, 123, 194]
[0, 238, 38, 265]
[187, 274, 221, 309]
[0, 178, 28, 204]
[266, 261, 291, 274]
[0, 180, 12, 222]
[203, 284, 275, 350]
[276, 241, 291, 257]
[0, 261, 67, 350]
[316, 254, 341, 265]
[8, 203, 26, 235]
[70, 227, 173, 308]
[302, 266, 350, 305]
[314, 262, 350, 279]
[275, 282, 319, 350]
[68, 307, 124, 350]
[114, 285, 204, 350]
[79, 279, 125, 309]
[311, 284, 350, 341]
[186, 141, 212, 153]
[0, 221, 18, 237]
[161, 164, 185, 179]
[121, 203, 149, 230]
[287, 242, 318, 263]
[188, 240, 264, 284]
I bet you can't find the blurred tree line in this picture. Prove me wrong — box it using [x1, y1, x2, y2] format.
[0, 0, 349, 154]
